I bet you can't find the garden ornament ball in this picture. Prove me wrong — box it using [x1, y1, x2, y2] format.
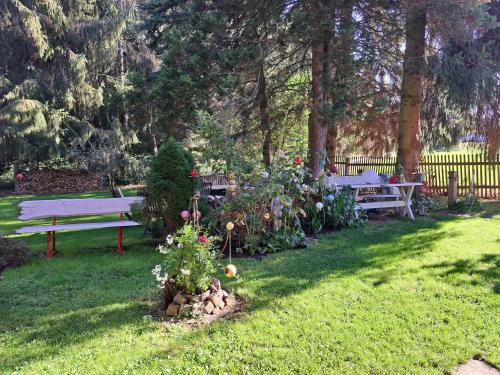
[180, 210, 190, 220]
[226, 221, 234, 231]
[224, 264, 237, 278]
[16, 173, 24, 181]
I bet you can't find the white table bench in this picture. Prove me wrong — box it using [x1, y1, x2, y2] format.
[16, 197, 144, 257]
[328, 173, 422, 220]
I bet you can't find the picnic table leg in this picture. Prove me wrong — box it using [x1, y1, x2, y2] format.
[116, 212, 123, 254]
[399, 186, 415, 220]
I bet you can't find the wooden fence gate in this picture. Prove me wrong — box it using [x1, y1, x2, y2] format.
[332, 153, 500, 199]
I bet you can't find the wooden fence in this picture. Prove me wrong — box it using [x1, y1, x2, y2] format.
[333, 153, 500, 199]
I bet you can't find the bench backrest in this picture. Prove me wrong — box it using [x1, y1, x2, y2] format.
[327, 170, 383, 187]
[18, 197, 144, 221]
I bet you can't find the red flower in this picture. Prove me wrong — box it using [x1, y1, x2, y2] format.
[329, 164, 338, 174]
[422, 181, 430, 194]
[198, 235, 209, 245]
[190, 169, 199, 177]
[389, 175, 399, 184]
[15, 173, 24, 181]
[294, 156, 302, 166]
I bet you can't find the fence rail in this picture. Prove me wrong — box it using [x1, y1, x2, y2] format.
[333, 153, 500, 199]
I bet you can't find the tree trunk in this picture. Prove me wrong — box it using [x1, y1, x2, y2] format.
[397, 4, 427, 179]
[117, 0, 128, 129]
[257, 66, 273, 166]
[308, 0, 332, 177]
[308, 38, 328, 177]
[326, 1, 353, 165]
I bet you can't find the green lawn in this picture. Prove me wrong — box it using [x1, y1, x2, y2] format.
[0, 192, 499, 374]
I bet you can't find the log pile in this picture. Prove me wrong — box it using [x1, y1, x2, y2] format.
[17, 170, 100, 195]
[164, 278, 236, 318]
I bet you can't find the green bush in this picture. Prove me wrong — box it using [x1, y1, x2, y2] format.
[147, 138, 197, 232]
[455, 193, 483, 213]
[152, 224, 219, 293]
[0, 236, 30, 272]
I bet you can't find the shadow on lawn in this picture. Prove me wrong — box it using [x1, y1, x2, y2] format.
[422, 253, 499, 293]
[230, 217, 460, 311]
[0, 215, 464, 371]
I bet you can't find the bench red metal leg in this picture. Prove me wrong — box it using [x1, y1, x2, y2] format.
[52, 217, 57, 255]
[46, 231, 51, 257]
[116, 212, 123, 254]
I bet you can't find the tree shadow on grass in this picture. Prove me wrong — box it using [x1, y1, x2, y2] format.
[421, 253, 499, 293]
[0, 216, 461, 372]
[1, 302, 149, 370]
[227, 217, 460, 311]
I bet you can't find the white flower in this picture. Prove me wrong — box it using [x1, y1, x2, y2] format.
[151, 264, 161, 275]
[177, 243, 183, 248]
[166, 235, 174, 245]
[301, 184, 309, 192]
[180, 268, 191, 275]
[158, 245, 168, 254]
[261, 171, 269, 179]
[315, 202, 324, 210]
[278, 150, 286, 158]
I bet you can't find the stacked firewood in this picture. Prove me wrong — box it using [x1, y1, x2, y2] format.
[16, 170, 100, 195]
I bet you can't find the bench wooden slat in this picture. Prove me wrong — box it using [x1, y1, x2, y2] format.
[357, 194, 401, 200]
[358, 200, 411, 210]
[18, 197, 144, 220]
[16, 221, 141, 234]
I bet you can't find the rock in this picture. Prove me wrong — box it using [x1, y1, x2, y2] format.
[218, 300, 225, 309]
[166, 303, 179, 316]
[209, 291, 224, 308]
[225, 295, 236, 308]
[173, 292, 187, 305]
[221, 290, 229, 299]
[187, 294, 199, 304]
[203, 301, 215, 314]
[201, 289, 211, 301]
[209, 278, 221, 291]
[178, 304, 192, 316]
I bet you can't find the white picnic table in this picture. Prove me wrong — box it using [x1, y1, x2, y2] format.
[328, 172, 422, 220]
[16, 197, 144, 257]
[350, 182, 422, 220]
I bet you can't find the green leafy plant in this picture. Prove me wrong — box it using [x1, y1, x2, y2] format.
[146, 138, 197, 232]
[455, 192, 483, 214]
[0, 236, 30, 273]
[152, 224, 219, 293]
[413, 196, 439, 216]
[324, 187, 366, 229]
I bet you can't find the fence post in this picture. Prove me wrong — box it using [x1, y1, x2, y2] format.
[448, 171, 458, 208]
[344, 157, 350, 176]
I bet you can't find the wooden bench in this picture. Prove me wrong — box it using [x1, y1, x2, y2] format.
[328, 171, 422, 220]
[16, 197, 144, 257]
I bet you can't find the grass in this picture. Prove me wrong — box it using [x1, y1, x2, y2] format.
[0, 192, 499, 374]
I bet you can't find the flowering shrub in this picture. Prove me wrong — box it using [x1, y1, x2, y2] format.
[205, 152, 367, 254]
[152, 224, 219, 293]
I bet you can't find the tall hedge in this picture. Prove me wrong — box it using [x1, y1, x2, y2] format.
[147, 138, 197, 231]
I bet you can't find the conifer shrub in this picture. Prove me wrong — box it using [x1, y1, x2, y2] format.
[147, 138, 198, 232]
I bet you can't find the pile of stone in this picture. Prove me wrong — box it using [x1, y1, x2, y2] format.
[165, 278, 236, 317]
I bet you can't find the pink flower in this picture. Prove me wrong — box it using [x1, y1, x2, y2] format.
[16, 173, 24, 181]
[180, 210, 190, 220]
[198, 235, 209, 244]
[389, 176, 399, 184]
[192, 210, 201, 220]
[294, 156, 302, 166]
[329, 164, 338, 174]
[190, 169, 199, 177]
